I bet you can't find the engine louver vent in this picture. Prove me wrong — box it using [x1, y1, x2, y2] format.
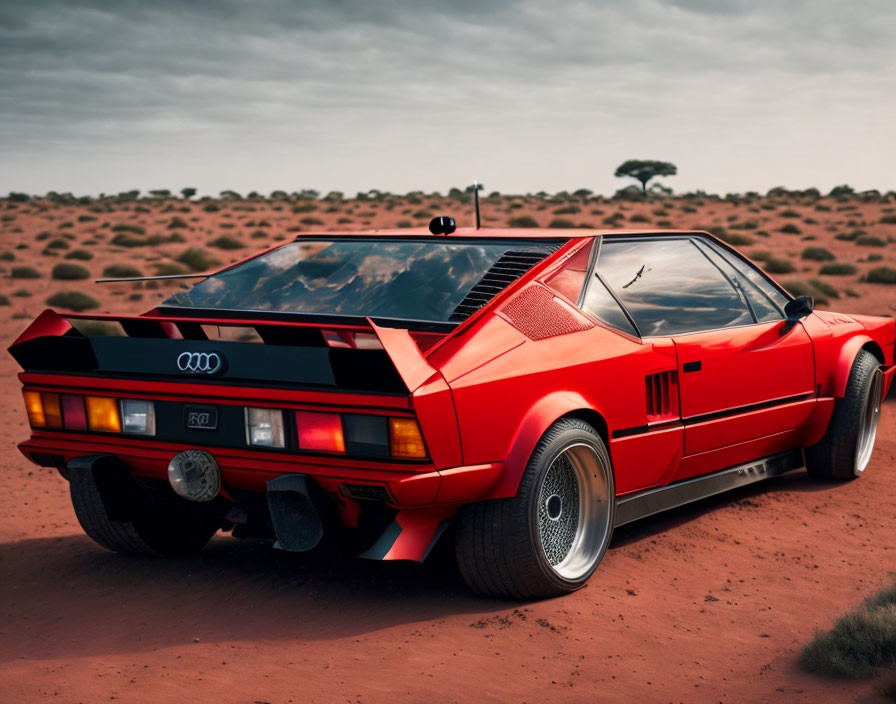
[449, 249, 558, 322]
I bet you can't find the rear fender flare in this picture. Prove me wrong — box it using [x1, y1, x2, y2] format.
[830, 336, 880, 398]
[489, 391, 607, 499]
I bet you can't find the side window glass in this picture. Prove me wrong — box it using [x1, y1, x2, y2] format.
[581, 271, 639, 336]
[709, 242, 789, 314]
[597, 238, 752, 336]
[693, 240, 781, 323]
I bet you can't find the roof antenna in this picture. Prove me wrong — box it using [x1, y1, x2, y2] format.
[473, 179, 481, 229]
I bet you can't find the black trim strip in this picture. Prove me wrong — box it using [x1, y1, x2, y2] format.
[683, 392, 815, 426]
[614, 449, 804, 526]
[611, 392, 816, 440]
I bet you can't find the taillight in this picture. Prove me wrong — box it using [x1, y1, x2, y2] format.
[120, 399, 155, 435]
[22, 391, 153, 435]
[85, 396, 121, 433]
[389, 418, 427, 459]
[245, 407, 285, 448]
[292, 410, 427, 459]
[296, 411, 345, 453]
[23, 391, 46, 428]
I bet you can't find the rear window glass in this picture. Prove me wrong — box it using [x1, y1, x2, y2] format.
[164, 238, 562, 322]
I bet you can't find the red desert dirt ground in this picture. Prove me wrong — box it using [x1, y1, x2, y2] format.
[1, 192, 895, 702]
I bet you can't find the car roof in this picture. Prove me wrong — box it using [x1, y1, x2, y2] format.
[293, 227, 712, 240]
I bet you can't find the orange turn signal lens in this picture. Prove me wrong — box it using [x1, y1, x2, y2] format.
[389, 418, 427, 459]
[85, 396, 121, 433]
[23, 390, 46, 428]
[42, 393, 62, 428]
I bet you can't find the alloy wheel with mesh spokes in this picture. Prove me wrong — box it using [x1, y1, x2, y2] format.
[455, 417, 615, 599]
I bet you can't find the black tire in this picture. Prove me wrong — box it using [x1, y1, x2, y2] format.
[806, 350, 883, 480]
[455, 417, 615, 599]
[69, 457, 221, 556]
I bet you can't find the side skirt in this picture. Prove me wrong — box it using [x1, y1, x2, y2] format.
[614, 449, 804, 527]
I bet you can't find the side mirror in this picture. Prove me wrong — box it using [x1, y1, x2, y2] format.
[781, 295, 813, 334]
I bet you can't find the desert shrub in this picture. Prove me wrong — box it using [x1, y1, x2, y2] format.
[110, 233, 146, 247]
[809, 279, 839, 299]
[553, 205, 580, 215]
[52, 263, 90, 280]
[748, 250, 772, 261]
[36, 231, 51, 241]
[0, 294, 8, 306]
[763, 257, 795, 274]
[867, 253, 884, 262]
[819, 263, 857, 275]
[856, 236, 886, 247]
[111, 223, 145, 235]
[782, 279, 812, 298]
[176, 248, 220, 272]
[102, 264, 142, 278]
[396, 221, 413, 228]
[77, 214, 97, 222]
[880, 215, 896, 224]
[780, 209, 801, 218]
[46, 291, 100, 312]
[292, 203, 318, 213]
[250, 229, 269, 238]
[549, 218, 575, 229]
[168, 216, 189, 229]
[335, 219, 353, 226]
[45, 238, 70, 250]
[412, 210, 433, 219]
[0, 251, 14, 261]
[10, 265, 40, 278]
[64, 249, 93, 260]
[865, 267, 896, 284]
[12, 288, 31, 297]
[629, 213, 650, 223]
[299, 217, 325, 226]
[800, 580, 896, 679]
[835, 230, 861, 241]
[208, 235, 245, 250]
[780, 224, 802, 235]
[153, 262, 190, 276]
[203, 203, 220, 213]
[717, 232, 755, 246]
[801, 247, 835, 261]
[508, 216, 539, 228]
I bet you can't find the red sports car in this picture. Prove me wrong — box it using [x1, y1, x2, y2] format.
[10, 225, 895, 598]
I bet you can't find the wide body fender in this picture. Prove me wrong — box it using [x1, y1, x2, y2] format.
[487, 390, 604, 500]
[829, 335, 880, 398]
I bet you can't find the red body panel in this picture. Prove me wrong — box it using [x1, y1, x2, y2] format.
[9, 228, 896, 562]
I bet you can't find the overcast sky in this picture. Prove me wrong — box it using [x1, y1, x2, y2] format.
[1, 0, 894, 197]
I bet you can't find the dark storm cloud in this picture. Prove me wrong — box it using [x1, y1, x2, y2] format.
[0, 0, 894, 195]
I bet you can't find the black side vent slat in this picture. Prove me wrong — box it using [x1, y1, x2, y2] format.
[645, 370, 677, 417]
[448, 246, 561, 322]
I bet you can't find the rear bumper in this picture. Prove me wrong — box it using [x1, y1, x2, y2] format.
[19, 433, 503, 507]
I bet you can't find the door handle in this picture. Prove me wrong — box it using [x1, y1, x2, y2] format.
[683, 361, 702, 373]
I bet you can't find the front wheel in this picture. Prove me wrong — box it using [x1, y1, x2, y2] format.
[455, 418, 615, 599]
[806, 350, 883, 480]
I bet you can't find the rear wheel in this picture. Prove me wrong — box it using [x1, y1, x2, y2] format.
[69, 455, 222, 556]
[455, 418, 615, 599]
[806, 350, 883, 480]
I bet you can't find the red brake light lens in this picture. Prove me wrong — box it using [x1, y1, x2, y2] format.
[296, 411, 345, 453]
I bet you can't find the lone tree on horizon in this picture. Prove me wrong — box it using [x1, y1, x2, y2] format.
[614, 160, 677, 196]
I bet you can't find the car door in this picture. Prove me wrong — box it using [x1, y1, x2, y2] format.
[596, 235, 816, 481]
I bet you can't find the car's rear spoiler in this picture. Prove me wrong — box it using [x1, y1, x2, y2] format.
[9, 309, 446, 394]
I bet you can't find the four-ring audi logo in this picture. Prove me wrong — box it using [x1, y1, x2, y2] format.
[176, 351, 224, 375]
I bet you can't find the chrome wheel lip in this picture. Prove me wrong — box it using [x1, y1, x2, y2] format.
[855, 367, 883, 475]
[536, 442, 612, 581]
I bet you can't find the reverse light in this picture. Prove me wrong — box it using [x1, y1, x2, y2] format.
[389, 418, 427, 459]
[120, 399, 156, 435]
[85, 396, 122, 433]
[296, 411, 346, 453]
[246, 407, 285, 448]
